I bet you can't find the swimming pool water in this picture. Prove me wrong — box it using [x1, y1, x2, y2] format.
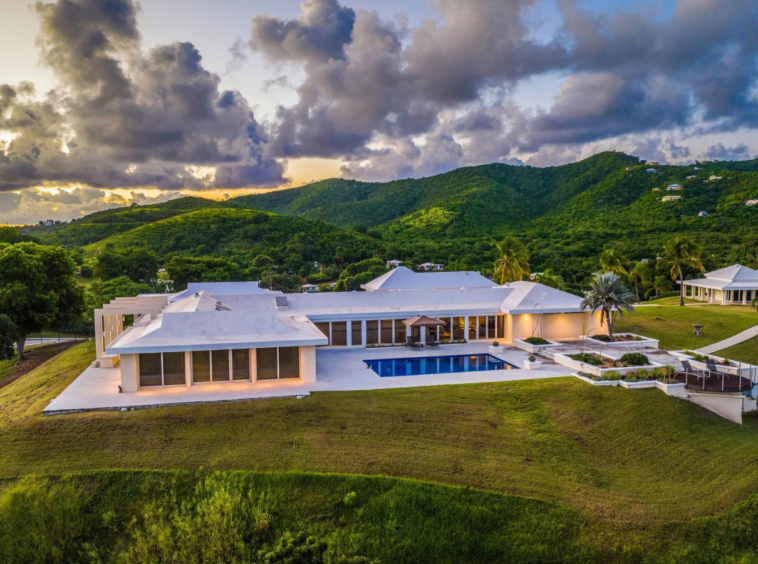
[364, 353, 516, 377]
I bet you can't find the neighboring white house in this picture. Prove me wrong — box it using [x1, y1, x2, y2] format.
[747, 200, 758, 207]
[302, 284, 320, 293]
[646, 168, 657, 173]
[708, 175, 723, 181]
[386, 259, 403, 269]
[686, 175, 697, 179]
[698, 211, 709, 217]
[662, 195, 681, 201]
[667, 184, 682, 190]
[417, 262, 444, 271]
[96, 274, 603, 394]
[683, 264, 758, 305]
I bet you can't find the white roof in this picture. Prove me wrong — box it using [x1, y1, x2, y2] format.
[106, 277, 587, 354]
[361, 266, 494, 291]
[683, 264, 758, 290]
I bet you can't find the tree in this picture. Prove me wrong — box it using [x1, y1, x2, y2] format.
[599, 249, 628, 276]
[580, 272, 635, 342]
[628, 261, 651, 302]
[534, 270, 566, 290]
[86, 276, 154, 322]
[645, 275, 672, 299]
[94, 248, 160, 284]
[260, 271, 302, 293]
[661, 236, 705, 306]
[165, 256, 246, 290]
[0, 314, 16, 361]
[0, 243, 85, 361]
[335, 258, 387, 291]
[493, 236, 530, 285]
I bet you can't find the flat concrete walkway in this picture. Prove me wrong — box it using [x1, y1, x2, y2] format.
[697, 324, 758, 354]
[44, 343, 574, 414]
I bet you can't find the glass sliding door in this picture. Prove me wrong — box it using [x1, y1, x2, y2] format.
[453, 317, 465, 340]
[332, 322, 348, 346]
[478, 316, 487, 340]
[139, 353, 162, 387]
[496, 315, 505, 339]
[440, 318, 452, 341]
[162, 352, 185, 386]
[232, 349, 250, 380]
[487, 316, 496, 339]
[468, 317, 477, 340]
[278, 347, 300, 379]
[257, 348, 278, 380]
[191, 351, 211, 383]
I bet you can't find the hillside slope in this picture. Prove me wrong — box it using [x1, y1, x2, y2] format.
[84, 207, 384, 266]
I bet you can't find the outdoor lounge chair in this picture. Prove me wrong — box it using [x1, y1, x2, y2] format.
[705, 358, 721, 377]
[680, 360, 701, 387]
[406, 336, 423, 348]
[425, 335, 439, 348]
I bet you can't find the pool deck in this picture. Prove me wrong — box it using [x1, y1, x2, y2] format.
[44, 343, 574, 414]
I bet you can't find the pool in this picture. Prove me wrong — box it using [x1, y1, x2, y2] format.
[364, 353, 517, 377]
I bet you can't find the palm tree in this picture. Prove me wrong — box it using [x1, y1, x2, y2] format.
[581, 272, 635, 342]
[661, 236, 705, 306]
[493, 236, 530, 285]
[534, 270, 566, 290]
[645, 275, 672, 299]
[599, 249, 628, 276]
[628, 261, 651, 302]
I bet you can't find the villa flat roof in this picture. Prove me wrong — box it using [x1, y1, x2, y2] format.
[361, 266, 495, 291]
[106, 276, 587, 354]
[683, 264, 758, 290]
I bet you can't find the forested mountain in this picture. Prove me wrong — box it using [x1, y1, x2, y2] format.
[22, 152, 758, 282]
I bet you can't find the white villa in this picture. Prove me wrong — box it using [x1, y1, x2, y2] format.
[662, 195, 681, 202]
[683, 264, 758, 305]
[667, 184, 682, 190]
[94, 268, 603, 394]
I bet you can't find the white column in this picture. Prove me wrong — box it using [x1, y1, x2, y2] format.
[250, 348, 258, 382]
[120, 354, 139, 392]
[743, 292, 748, 305]
[299, 346, 316, 383]
[95, 310, 104, 358]
[464, 317, 470, 341]
[361, 320, 367, 346]
[184, 351, 192, 387]
[420, 326, 426, 344]
[346, 320, 353, 347]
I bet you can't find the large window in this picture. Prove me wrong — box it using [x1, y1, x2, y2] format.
[453, 317, 465, 340]
[315, 322, 330, 346]
[496, 315, 505, 339]
[256, 347, 300, 380]
[257, 348, 278, 380]
[332, 322, 348, 346]
[468, 317, 478, 340]
[477, 316, 487, 339]
[440, 318, 452, 341]
[138, 353, 163, 387]
[192, 351, 211, 383]
[366, 320, 379, 345]
[351, 321, 363, 346]
[381, 320, 393, 344]
[163, 352, 186, 386]
[394, 320, 407, 344]
[232, 349, 251, 380]
[139, 352, 185, 387]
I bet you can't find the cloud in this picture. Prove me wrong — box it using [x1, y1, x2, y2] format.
[0, 0, 287, 192]
[252, 0, 758, 177]
[0, 187, 180, 225]
[703, 143, 753, 161]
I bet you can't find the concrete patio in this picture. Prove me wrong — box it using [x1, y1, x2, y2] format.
[44, 343, 577, 414]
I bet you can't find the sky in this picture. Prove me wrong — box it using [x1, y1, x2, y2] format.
[1, 0, 757, 224]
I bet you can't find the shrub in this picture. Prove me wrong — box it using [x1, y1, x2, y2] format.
[524, 336, 549, 345]
[599, 371, 621, 381]
[591, 334, 612, 342]
[624, 369, 653, 382]
[568, 353, 603, 366]
[620, 353, 649, 366]
[492, 341, 500, 347]
[528, 355, 536, 362]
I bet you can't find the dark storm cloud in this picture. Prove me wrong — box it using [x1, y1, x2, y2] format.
[0, 0, 286, 191]
[249, 0, 356, 63]
[704, 143, 753, 161]
[252, 0, 758, 178]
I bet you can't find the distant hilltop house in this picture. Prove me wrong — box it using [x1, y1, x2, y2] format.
[652, 187, 661, 192]
[646, 168, 657, 173]
[39, 219, 58, 226]
[666, 184, 682, 191]
[417, 262, 444, 272]
[647, 161, 661, 166]
[708, 175, 723, 181]
[301, 284, 320, 293]
[747, 200, 758, 207]
[386, 259, 403, 269]
[662, 195, 681, 202]
[698, 211, 709, 217]
[686, 175, 697, 179]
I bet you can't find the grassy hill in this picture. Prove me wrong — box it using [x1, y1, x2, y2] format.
[84, 207, 384, 266]
[5, 342, 758, 561]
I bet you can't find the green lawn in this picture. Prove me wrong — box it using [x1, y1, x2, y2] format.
[717, 336, 758, 365]
[616, 302, 758, 350]
[0, 357, 14, 381]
